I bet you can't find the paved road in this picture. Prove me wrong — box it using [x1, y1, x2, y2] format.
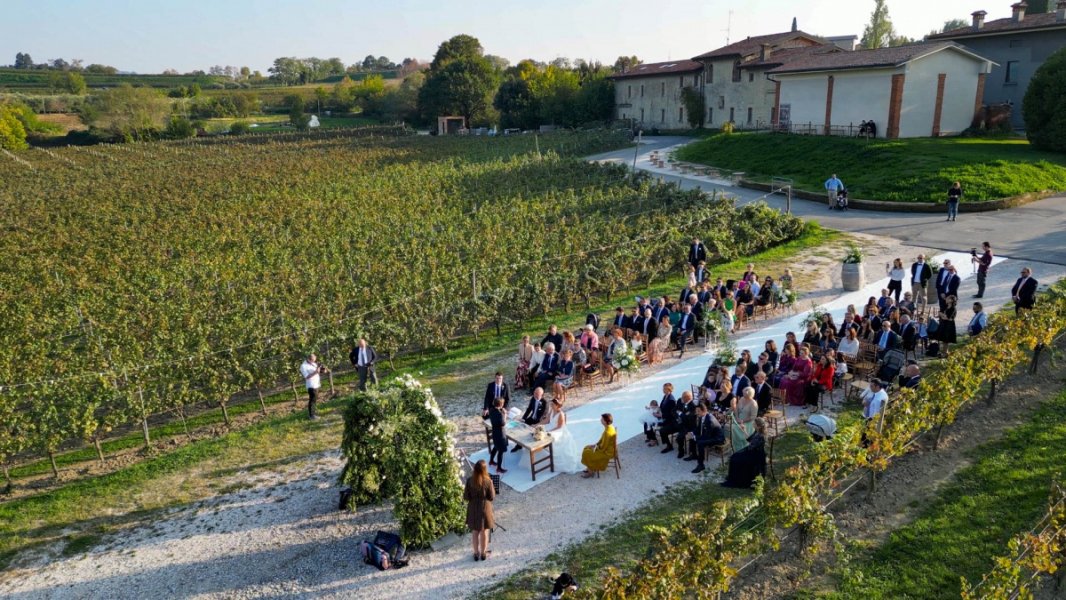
[590, 137, 1066, 268]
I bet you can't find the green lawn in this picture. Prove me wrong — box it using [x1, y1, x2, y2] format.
[675, 133, 1066, 202]
[811, 390, 1066, 599]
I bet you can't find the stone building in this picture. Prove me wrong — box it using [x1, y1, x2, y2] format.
[927, 1, 1066, 128]
[610, 60, 703, 130]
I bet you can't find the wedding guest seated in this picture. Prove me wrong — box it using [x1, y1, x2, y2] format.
[803, 354, 835, 407]
[648, 315, 672, 364]
[898, 292, 916, 315]
[782, 346, 814, 406]
[673, 391, 698, 459]
[610, 306, 627, 331]
[736, 282, 755, 318]
[899, 362, 921, 389]
[542, 325, 563, 354]
[580, 413, 617, 478]
[713, 379, 735, 417]
[551, 350, 576, 400]
[774, 343, 797, 387]
[533, 343, 562, 392]
[756, 277, 775, 308]
[837, 327, 860, 359]
[764, 340, 779, 368]
[641, 399, 661, 446]
[752, 371, 773, 416]
[877, 288, 892, 312]
[603, 328, 627, 384]
[820, 328, 839, 354]
[685, 403, 725, 474]
[657, 383, 680, 450]
[873, 320, 901, 361]
[579, 325, 600, 372]
[630, 332, 645, 355]
[721, 418, 767, 488]
[528, 343, 545, 381]
[749, 351, 773, 380]
[801, 321, 822, 348]
[779, 268, 793, 290]
[730, 359, 752, 396]
[672, 304, 697, 358]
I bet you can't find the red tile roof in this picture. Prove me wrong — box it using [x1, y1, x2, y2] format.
[692, 31, 827, 60]
[744, 45, 844, 69]
[928, 11, 1066, 39]
[767, 42, 991, 74]
[609, 59, 703, 80]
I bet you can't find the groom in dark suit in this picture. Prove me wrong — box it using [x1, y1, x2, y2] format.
[688, 237, 707, 268]
[512, 387, 548, 452]
[1012, 267, 1038, 315]
[482, 372, 510, 417]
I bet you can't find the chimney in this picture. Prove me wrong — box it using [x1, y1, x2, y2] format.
[760, 44, 771, 61]
[1058, 0, 1066, 21]
[1012, 1, 1027, 22]
[972, 10, 987, 29]
[791, 17, 798, 32]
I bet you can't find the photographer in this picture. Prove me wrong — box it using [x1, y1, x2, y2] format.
[971, 242, 993, 299]
[299, 353, 327, 420]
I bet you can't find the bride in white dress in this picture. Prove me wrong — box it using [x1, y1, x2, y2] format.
[543, 398, 583, 473]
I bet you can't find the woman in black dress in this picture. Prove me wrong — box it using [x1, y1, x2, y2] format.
[722, 418, 768, 488]
[488, 398, 508, 474]
[936, 294, 958, 356]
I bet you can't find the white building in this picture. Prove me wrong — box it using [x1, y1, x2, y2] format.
[768, 42, 996, 138]
[610, 60, 704, 130]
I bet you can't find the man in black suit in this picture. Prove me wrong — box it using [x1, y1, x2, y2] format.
[688, 237, 707, 268]
[482, 372, 510, 417]
[653, 299, 670, 324]
[672, 304, 696, 358]
[731, 359, 752, 396]
[639, 307, 657, 340]
[898, 314, 917, 355]
[752, 371, 773, 415]
[910, 254, 932, 302]
[694, 261, 709, 284]
[585, 312, 600, 333]
[541, 325, 563, 353]
[1012, 267, 1038, 315]
[936, 261, 960, 311]
[686, 404, 725, 474]
[679, 285, 696, 308]
[673, 391, 698, 459]
[657, 385, 680, 450]
[898, 362, 921, 389]
[611, 307, 627, 331]
[874, 320, 900, 361]
[349, 338, 378, 391]
[533, 343, 561, 392]
[512, 387, 548, 452]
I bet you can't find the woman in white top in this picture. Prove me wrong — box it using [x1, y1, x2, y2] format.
[886, 258, 907, 304]
[837, 327, 860, 358]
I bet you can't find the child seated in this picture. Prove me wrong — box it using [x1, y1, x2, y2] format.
[916, 316, 929, 348]
[642, 400, 661, 445]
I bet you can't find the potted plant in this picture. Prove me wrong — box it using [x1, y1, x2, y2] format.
[712, 338, 738, 368]
[841, 243, 865, 291]
[701, 316, 725, 351]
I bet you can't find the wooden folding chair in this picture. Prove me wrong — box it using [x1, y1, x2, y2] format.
[595, 436, 622, 479]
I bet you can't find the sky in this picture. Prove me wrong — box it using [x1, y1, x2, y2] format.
[2, 0, 1011, 74]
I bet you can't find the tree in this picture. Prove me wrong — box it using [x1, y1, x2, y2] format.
[325, 57, 345, 76]
[164, 115, 196, 139]
[941, 18, 969, 33]
[85, 64, 118, 75]
[494, 77, 539, 129]
[14, 52, 34, 69]
[1028, 0, 1050, 12]
[84, 84, 171, 140]
[65, 71, 87, 94]
[681, 86, 706, 128]
[269, 57, 304, 86]
[1023, 46, 1066, 152]
[612, 55, 642, 73]
[51, 58, 70, 70]
[0, 105, 29, 150]
[418, 35, 499, 125]
[861, 0, 896, 49]
[485, 54, 510, 72]
[286, 94, 311, 130]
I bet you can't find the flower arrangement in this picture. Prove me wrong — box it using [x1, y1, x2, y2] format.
[702, 315, 726, 342]
[775, 287, 799, 307]
[532, 425, 547, 441]
[339, 375, 465, 547]
[800, 304, 829, 329]
[612, 345, 641, 374]
[713, 338, 738, 368]
[842, 243, 864, 264]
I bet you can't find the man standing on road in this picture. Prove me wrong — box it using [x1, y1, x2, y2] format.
[349, 338, 378, 392]
[824, 174, 844, 209]
[300, 353, 323, 420]
[1011, 267, 1038, 315]
[972, 242, 993, 298]
[910, 254, 932, 306]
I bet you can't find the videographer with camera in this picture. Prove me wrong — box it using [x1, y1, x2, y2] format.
[971, 242, 993, 299]
[299, 353, 328, 420]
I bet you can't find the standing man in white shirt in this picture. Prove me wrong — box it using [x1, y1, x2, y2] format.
[300, 353, 323, 420]
[860, 379, 888, 445]
[349, 338, 378, 392]
[824, 173, 844, 209]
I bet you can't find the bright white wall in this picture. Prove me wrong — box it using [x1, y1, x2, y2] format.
[900, 49, 983, 138]
[774, 72, 828, 130]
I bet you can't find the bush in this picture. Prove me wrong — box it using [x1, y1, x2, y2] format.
[338, 376, 465, 547]
[0, 105, 28, 150]
[1023, 46, 1066, 152]
[164, 116, 196, 139]
[229, 121, 251, 135]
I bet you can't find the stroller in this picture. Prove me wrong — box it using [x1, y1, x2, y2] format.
[835, 188, 849, 211]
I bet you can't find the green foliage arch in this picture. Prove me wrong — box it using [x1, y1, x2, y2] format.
[339, 375, 465, 547]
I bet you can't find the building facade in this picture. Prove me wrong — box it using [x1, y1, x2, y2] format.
[928, 1, 1066, 128]
[610, 60, 703, 130]
[769, 43, 995, 138]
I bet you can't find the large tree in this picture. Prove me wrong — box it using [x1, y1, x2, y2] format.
[612, 55, 642, 74]
[14, 52, 34, 69]
[494, 78, 538, 129]
[83, 84, 171, 140]
[1023, 46, 1066, 152]
[418, 35, 499, 126]
[861, 0, 896, 49]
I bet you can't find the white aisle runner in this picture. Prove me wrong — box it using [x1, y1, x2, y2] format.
[470, 251, 1005, 492]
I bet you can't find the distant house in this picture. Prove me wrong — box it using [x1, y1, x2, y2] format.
[769, 42, 995, 138]
[691, 28, 834, 129]
[927, 1, 1066, 128]
[610, 60, 703, 130]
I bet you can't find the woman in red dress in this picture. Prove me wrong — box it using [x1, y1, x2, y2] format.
[781, 346, 814, 406]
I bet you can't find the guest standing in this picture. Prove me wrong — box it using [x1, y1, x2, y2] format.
[910, 254, 933, 304]
[688, 237, 707, 268]
[581, 414, 618, 478]
[515, 336, 533, 389]
[349, 338, 378, 392]
[824, 174, 844, 209]
[886, 258, 906, 304]
[487, 398, 508, 472]
[299, 353, 322, 420]
[721, 418, 767, 488]
[946, 181, 962, 221]
[464, 460, 496, 561]
[482, 372, 510, 418]
[972, 242, 993, 298]
[1012, 267, 1038, 315]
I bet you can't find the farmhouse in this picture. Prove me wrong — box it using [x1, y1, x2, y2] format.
[768, 42, 995, 139]
[927, 1, 1066, 128]
[610, 60, 703, 130]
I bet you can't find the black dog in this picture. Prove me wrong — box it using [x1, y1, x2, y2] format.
[550, 572, 578, 599]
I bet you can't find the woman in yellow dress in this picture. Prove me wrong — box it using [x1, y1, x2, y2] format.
[580, 413, 617, 478]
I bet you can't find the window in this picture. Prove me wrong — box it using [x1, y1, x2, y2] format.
[641, 84, 644, 97]
[708, 107, 713, 123]
[661, 109, 665, 123]
[718, 96, 725, 109]
[679, 75, 684, 87]
[747, 107, 753, 124]
[748, 72, 754, 82]
[661, 82, 665, 96]
[627, 85, 632, 99]
[729, 107, 735, 122]
[640, 108, 644, 121]
[1005, 60, 1019, 83]
[679, 107, 684, 122]
[732, 61, 742, 82]
[706, 64, 714, 84]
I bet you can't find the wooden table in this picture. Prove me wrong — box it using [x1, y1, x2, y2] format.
[484, 422, 555, 481]
[848, 379, 870, 402]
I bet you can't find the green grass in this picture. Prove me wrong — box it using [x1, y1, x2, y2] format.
[675, 133, 1066, 202]
[0, 222, 836, 571]
[812, 389, 1066, 600]
[478, 400, 868, 599]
